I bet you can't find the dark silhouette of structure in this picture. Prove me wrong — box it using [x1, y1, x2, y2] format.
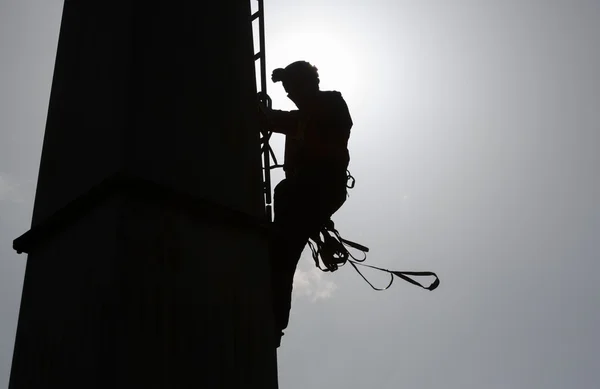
[10, 1, 278, 388]
[261, 61, 353, 347]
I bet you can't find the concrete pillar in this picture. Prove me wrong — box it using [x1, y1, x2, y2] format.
[10, 1, 277, 388]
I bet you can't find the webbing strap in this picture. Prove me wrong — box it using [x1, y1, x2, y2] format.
[308, 223, 440, 292]
[349, 261, 440, 291]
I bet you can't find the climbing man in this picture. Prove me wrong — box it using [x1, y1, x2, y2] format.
[259, 60, 353, 347]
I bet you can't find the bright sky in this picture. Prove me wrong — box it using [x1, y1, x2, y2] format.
[2, 0, 600, 388]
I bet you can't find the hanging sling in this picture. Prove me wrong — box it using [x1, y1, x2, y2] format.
[308, 220, 440, 292]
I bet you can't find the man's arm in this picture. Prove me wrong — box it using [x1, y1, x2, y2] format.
[259, 104, 300, 135]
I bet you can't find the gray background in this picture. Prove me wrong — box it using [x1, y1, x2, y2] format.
[1, 0, 599, 388]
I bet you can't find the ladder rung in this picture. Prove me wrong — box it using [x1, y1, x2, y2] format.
[251, 11, 261, 21]
[254, 52, 262, 61]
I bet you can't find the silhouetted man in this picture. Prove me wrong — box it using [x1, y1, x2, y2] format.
[260, 61, 353, 347]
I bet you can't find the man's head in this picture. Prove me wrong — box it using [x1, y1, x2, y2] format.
[272, 61, 320, 108]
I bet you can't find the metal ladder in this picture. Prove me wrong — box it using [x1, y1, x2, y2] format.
[251, 0, 279, 222]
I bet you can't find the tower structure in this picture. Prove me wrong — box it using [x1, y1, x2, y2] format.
[10, 1, 278, 388]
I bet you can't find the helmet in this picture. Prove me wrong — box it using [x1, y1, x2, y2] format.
[271, 61, 320, 87]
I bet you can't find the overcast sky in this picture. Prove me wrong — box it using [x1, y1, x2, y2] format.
[1, 0, 599, 388]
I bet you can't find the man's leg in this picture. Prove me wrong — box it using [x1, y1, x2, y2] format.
[269, 179, 316, 345]
[269, 176, 347, 346]
[269, 228, 309, 341]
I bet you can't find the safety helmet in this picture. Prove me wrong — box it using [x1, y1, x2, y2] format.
[271, 61, 320, 88]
